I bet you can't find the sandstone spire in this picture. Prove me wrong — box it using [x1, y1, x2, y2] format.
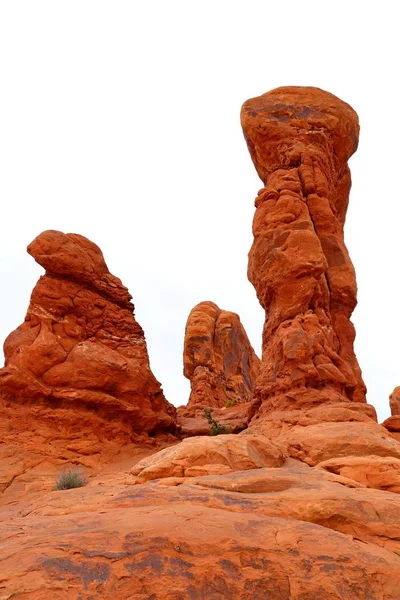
[183, 301, 260, 408]
[241, 86, 366, 414]
[0, 230, 176, 436]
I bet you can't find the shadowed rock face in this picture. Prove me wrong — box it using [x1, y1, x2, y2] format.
[0, 230, 176, 436]
[241, 86, 366, 415]
[183, 301, 260, 408]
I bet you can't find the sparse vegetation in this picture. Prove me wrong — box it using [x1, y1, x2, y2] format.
[225, 398, 236, 408]
[54, 468, 88, 491]
[203, 408, 229, 436]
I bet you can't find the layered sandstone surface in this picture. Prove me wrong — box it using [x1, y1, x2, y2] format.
[241, 86, 366, 416]
[0, 230, 176, 446]
[2, 440, 400, 599]
[382, 387, 400, 441]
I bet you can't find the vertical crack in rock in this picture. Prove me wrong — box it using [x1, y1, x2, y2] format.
[241, 86, 366, 416]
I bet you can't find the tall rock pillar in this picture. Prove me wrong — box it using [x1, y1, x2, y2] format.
[241, 86, 366, 414]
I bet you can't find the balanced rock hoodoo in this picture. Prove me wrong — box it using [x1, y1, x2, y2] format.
[241, 86, 367, 415]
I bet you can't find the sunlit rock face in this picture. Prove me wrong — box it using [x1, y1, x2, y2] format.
[0, 230, 176, 441]
[241, 86, 367, 417]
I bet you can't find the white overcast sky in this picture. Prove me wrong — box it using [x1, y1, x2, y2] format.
[0, 1, 399, 422]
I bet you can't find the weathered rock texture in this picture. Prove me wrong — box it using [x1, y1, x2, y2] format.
[241, 86, 366, 415]
[177, 402, 249, 437]
[382, 388, 400, 441]
[317, 455, 400, 493]
[2, 452, 400, 599]
[2, 90, 400, 599]
[0, 230, 176, 438]
[183, 301, 260, 408]
[130, 433, 285, 483]
[390, 387, 400, 415]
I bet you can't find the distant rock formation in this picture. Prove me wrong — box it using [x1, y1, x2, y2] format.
[183, 301, 260, 408]
[241, 86, 367, 415]
[382, 387, 400, 442]
[0, 230, 176, 437]
[390, 387, 400, 415]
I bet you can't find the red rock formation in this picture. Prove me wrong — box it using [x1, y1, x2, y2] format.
[241, 86, 367, 415]
[177, 402, 249, 437]
[2, 90, 400, 599]
[382, 388, 400, 442]
[130, 433, 285, 483]
[318, 455, 400, 493]
[390, 387, 400, 415]
[178, 301, 260, 436]
[183, 301, 260, 408]
[0, 230, 176, 438]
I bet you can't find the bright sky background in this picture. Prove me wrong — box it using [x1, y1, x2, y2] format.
[0, 1, 399, 421]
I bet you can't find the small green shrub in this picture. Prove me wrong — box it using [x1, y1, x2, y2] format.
[225, 398, 236, 408]
[210, 422, 228, 436]
[203, 408, 229, 436]
[54, 468, 88, 491]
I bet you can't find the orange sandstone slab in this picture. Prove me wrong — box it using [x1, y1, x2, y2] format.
[129, 433, 285, 483]
[317, 455, 400, 493]
[2, 460, 400, 598]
